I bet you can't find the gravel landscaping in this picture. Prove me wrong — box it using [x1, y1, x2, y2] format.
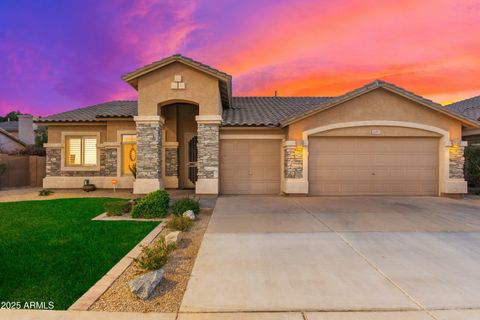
[89, 208, 212, 312]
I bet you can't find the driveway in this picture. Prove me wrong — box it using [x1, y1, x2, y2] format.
[180, 196, 480, 319]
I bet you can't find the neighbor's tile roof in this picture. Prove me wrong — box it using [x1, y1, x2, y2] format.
[0, 121, 18, 131]
[223, 96, 332, 126]
[447, 95, 480, 121]
[37, 101, 138, 122]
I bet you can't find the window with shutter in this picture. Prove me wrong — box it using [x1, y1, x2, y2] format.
[65, 136, 97, 167]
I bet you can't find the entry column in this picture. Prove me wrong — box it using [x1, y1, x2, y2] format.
[195, 115, 222, 194]
[133, 115, 165, 194]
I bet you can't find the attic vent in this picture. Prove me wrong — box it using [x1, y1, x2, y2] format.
[171, 75, 186, 90]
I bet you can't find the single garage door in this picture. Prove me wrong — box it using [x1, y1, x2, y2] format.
[309, 137, 438, 196]
[220, 139, 281, 194]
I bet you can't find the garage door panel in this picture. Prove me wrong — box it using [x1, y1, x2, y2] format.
[309, 137, 438, 196]
[220, 139, 281, 195]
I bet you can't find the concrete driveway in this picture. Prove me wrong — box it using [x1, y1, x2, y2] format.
[180, 196, 480, 319]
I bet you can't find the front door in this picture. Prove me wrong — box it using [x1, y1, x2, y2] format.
[184, 133, 198, 188]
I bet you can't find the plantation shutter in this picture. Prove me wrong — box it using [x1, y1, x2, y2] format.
[66, 137, 82, 165]
[83, 137, 97, 165]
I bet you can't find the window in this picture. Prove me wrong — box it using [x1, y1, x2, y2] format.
[122, 134, 137, 175]
[65, 136, 98, 166]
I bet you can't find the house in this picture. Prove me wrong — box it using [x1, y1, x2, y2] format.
[0, 127, 26, 154]
[37, 54, 479, 196]
[0, 114, 40, 145]
[447, 95, 480, 145]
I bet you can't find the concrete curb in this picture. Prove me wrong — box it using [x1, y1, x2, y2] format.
[68, 222, 165, 311]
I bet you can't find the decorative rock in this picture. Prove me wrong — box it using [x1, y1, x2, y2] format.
[165, 231, 180, 246]
[128, 269, 164, 300]
[183, 210, 195, 220]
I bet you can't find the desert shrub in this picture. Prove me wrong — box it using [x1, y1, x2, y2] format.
[38, 189, 54, 196]
[465, 146, 480, 188]
[172, 197, 200, 216]
[166, 215, 194, 231]
[104, 201, 131, 216]
[131, 190, 170, 218]
[134, 236, 176, 271]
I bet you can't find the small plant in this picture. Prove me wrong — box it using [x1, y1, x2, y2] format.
[465, 146, 480, 188]
[38, 189, 54, 196]
[129, 163, 137, 179]
[131, 190, 170, 218]
[104, 201, 131, 216]
[134, 236, 176, 271]
[166, 215, 194, 231]
[172, 197, 200, 216]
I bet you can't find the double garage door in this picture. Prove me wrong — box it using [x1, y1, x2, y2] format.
[219, 137, 439, 196]
[309, 137, 439, 196]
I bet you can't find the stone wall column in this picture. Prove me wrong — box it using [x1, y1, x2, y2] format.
[104, 147, 118, 177]
[164, 142, 179, 188]
[282, 140, 308, 194]
[449, 144, 466, 179]
[195, 115, 222, 194]
[443, 140, 468, 195]
[133, 116, 165, 194]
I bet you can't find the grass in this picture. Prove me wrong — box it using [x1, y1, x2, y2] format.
[0, 198, 159, 310]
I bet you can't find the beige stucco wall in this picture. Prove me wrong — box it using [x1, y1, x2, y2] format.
[106, 120, 136, 142]
[287, 89, 463, 141]
[313, 125, 442, 137]
[47, 124, 107, 144]
[137, 62, 222, 117]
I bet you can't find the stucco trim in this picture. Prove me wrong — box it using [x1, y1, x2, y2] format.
[195, 115, 222, 124]
[301, 121, 455, 196]
[134, 116, 165, 125]
[220, 134, 285, 140]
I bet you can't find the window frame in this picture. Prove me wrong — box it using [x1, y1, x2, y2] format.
[61, 132, 100, 171]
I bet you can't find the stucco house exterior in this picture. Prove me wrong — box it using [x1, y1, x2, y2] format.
[448, 95, 480, 145]
[37, 54, 479, 196]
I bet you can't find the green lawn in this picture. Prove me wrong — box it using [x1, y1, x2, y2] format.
[0, 198, 159, 310]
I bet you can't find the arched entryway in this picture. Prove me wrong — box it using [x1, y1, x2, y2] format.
[160, 102, 199, 189]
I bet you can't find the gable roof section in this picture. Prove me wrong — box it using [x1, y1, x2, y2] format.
[223, 96, 332, 126]
[37, 101, 137, 123]
[447, 95, 480, 121]
[279, 80, 480, 128]
[122, 54, 232, 109]
[0, 127, 26, 147]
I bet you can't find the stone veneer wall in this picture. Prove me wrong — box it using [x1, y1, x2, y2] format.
[136, 123, 162, 179]
[449, 145, 465, 179]
[165, 148, 178, 177]
[45, 148, 114, 177]
[284, 145, 303, 179]
[197, 123, 219, 179]
[104, 148, 117, 176]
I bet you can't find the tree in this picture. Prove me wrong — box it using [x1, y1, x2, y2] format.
[0, 110, 21, 122]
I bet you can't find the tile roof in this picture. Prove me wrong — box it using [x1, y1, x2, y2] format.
[447, 95, 480, 121]
[0, 121, 18, 131]
[37, 81, 479, 128]
[223, 96, 332, 126]
[0, 127, 26, 147]
[37, 101, 137, 122]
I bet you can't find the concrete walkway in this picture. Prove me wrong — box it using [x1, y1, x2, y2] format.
[180, 196, 480, 319]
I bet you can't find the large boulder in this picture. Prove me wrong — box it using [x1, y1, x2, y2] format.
[165, 231, 180, 246]
[128, 269, 164, 300]
[183, 210, 195, 220]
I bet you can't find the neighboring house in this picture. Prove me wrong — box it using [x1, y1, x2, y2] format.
[0, 114, 41, 145]
[447, 95, 480, 144]
[37, 54, 479, 196]
[0, 127, 26, 154]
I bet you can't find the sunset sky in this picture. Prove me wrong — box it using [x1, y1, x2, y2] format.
[1, 0, 480, 116]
